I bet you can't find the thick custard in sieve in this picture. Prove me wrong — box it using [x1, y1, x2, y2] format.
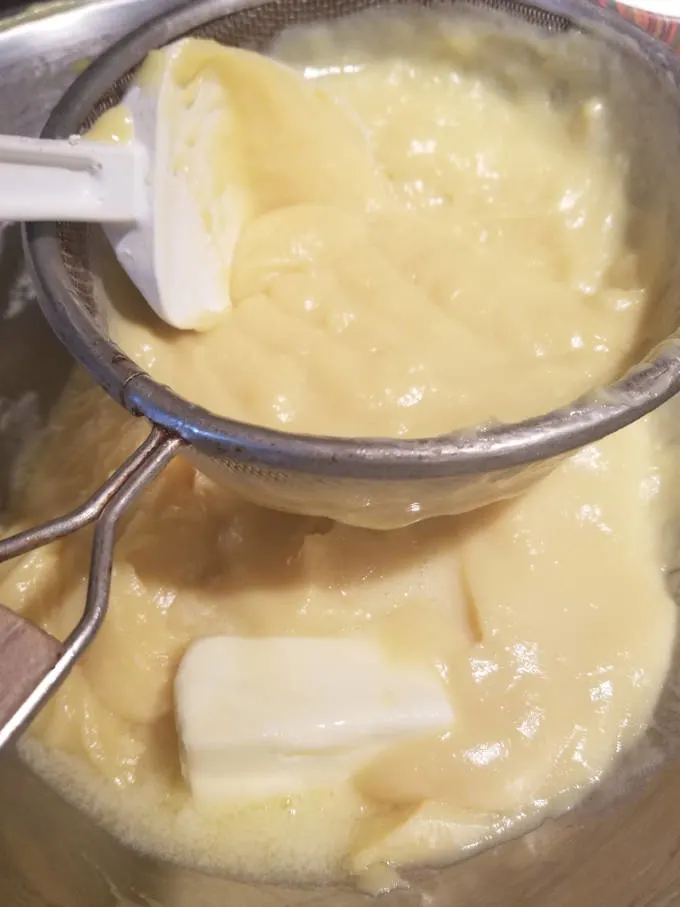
[93, 9, 660, 440]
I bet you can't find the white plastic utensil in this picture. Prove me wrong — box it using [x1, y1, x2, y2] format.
[0, 133, 148, 223]
[0, 42, 230, 331]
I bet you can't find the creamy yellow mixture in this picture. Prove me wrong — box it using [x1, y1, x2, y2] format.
[5, 370, 675, 884]
[94, 10, 655, 438]
[4, 9, 677, 891]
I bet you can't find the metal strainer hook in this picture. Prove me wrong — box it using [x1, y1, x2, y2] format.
[0, 428, 182, 749]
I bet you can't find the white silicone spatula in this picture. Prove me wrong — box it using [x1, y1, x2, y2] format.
[0, 133, 148, 222]
[0, 43, 231, 331]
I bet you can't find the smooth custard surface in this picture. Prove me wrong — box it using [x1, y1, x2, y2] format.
[99, 10, 656, 438]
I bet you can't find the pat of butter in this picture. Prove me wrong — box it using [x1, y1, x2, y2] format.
[175, 636, 453, 802]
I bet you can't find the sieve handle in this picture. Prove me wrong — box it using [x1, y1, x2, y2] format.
[0, 428, 182, 750]
[0, 605, 63, 733]
[0, 133, 148, 223]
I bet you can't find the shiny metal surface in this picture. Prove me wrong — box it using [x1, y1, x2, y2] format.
[0, 0, 187, 135]
[0, 2, 678, 906]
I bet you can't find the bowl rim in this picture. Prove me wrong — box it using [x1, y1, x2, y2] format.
[22, 0, 680, 481]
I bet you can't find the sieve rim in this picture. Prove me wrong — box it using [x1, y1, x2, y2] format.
[22, 0, 680, 481]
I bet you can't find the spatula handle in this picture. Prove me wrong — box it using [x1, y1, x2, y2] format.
[0, 134, 147, 223]
[0, 605, 62, 732]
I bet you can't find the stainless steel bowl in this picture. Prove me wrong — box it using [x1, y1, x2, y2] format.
[0, 2, 679, 905]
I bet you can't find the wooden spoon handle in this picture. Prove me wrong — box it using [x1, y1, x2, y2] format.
[0, 604, 62, 731]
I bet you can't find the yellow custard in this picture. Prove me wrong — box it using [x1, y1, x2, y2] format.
[99, 11, 657, 438]
[3, 8, 676, 891]
[5, 369, 675, 884]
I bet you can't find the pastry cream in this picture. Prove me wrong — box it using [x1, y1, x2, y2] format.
[6, 369, 675, 884]
[97, 11, 656, 439]
[3, 8, 676, 891]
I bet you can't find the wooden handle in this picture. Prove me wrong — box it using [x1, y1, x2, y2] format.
[0, 604, 62, 730]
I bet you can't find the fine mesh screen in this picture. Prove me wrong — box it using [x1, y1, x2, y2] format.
[39, 0, 680, 528]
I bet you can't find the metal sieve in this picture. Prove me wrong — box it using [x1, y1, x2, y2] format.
[2, 0, 680, 746]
